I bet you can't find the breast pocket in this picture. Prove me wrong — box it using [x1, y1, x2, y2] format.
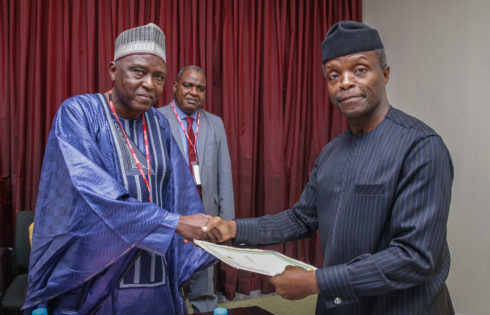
[344, 183, 390, 253]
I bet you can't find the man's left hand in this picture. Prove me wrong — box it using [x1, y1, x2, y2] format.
[269, 265, 319, 300]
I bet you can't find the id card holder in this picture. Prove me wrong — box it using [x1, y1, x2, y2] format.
[191, 161, 201, 185]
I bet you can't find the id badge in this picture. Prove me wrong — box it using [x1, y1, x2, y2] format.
[191, 161, 201, 185]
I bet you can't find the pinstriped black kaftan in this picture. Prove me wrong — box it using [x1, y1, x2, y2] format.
[236, 106, 454, 314]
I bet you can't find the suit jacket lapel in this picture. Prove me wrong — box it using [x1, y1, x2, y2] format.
[167, 107, 186, 156]
[197, 110, 208, 164]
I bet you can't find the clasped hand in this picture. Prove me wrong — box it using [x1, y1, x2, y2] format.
[175, 214, 235, 243]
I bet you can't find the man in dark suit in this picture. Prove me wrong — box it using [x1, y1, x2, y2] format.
[203, 21, 454, 314]
[158, 65, 235, 312]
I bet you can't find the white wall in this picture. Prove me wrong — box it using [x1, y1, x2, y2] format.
[363, 0, 490, 314]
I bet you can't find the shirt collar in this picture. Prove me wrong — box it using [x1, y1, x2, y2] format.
[173, 99, 198, 120]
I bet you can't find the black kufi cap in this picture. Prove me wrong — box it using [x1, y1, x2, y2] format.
[321, 21, 383, 63]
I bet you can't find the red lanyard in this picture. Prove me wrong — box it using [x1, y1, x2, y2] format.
[170, 100, 200, 160]
[108, 92, 152, 201]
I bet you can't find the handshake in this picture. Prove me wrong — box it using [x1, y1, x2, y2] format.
[175, 213, 235, 244]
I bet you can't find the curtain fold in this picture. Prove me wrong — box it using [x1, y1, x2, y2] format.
[0, 0, 358, 298]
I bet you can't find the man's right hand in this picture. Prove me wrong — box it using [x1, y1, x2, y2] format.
[176, 213, 222, 243]
[202, 217, 236, 243]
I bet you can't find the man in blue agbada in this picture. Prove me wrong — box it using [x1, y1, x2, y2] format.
[23, 23, 218, 314]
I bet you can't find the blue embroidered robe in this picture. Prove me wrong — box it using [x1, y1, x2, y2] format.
[23, 94, 214, 314]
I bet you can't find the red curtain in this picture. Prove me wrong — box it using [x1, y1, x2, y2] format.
[0, 0, 358, 298]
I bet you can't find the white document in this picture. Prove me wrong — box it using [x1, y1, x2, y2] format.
[193, 240, 317, 276]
